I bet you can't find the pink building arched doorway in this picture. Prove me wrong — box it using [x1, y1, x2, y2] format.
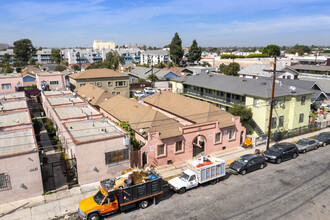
[192, 135, 206, 157]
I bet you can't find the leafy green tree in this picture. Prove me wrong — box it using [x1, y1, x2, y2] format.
[72, 65, 81, 71]
[293, 44, 311, 54]
[86, 61, 102, 69]
[262, 45, 281, 57]
[201, 61, 211, 67]
[2, 53, 11, 63]
[147, 74, 158, 82]
[54, 65, 66, 71]
[50, 49, 61, 64]
[229, 104, 253, 134]
[16, 67, 22, 73]
[29, 57, 36, 65]
[138, 78, 146, 83]
[188, 40, 202, 63]
[3, 65, 14, 73]
[118, 121, 141, 150]
[61, 59, 68, 66]
[102, 51, 124, 70]
[13, 39, 36, 66]
[154, 62, 165, 68]
[218, 62, 240, 76]
[169, 32, 184, 65]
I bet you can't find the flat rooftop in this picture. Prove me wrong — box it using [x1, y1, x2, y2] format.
[0, 100, 27, 111]
[54, 105, 101, 120]
[0, 92, 25, 100]
[0, 111, 30, 127]
[47, 96, 84, 106]
[64, 118, 126, 143]
[0, 128, 36, 157]
[43, 90, 72, 96]
[37, 71, 63, 76]
[0, 73, 22, 78]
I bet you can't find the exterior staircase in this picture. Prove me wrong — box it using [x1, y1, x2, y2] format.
[250, 119, 265, 136]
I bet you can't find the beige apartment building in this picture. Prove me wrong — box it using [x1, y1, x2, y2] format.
[69, 68, 130, 98]
[93, 40, 115, 50]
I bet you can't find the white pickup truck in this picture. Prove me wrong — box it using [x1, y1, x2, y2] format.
[168, 155, 226, 194]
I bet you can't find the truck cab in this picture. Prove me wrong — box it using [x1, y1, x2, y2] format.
[78, 188, 118, 220]
[168, 169, 198, 194]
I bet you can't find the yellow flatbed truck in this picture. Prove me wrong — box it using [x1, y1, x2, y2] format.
[78, 176, 163, 220]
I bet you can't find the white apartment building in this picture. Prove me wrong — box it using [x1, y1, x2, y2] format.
[140, 50, 170, 65]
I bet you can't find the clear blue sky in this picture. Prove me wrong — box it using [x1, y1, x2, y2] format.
[1, 0, 330, 48]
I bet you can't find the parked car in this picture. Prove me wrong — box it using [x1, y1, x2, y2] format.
[145, 91, 155, 96]
[314, 132, 330, 147]
[144, 87, 155, 93]
[229, 154, 267, 175]
[295, 139, 319, 153]
[133, 91, 145, 98]
[263, 142, 299, 164]
[320, 103, 330, 111]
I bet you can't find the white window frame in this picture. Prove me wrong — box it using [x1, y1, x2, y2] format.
[229, 129, 235, 140]
[215, 132, 221, 143]
[1, 83, 11, 90]
[157, 144, 165, 156]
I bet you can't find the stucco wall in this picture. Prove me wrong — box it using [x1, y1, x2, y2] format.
[0, 152, 43, 205]
[75, 137, 130, 185]
[70, 77, 130, 98]
[0, 76, 23, 94]
[37, 74, 66, 91]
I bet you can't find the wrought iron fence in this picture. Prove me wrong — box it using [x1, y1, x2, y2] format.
[255, 120, 330, 146]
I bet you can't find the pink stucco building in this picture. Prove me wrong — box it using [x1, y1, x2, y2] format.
[36, 71, 66, 91]
[99, 93, 246, 167]
[0, 73, 24, 93]
[0, 92, 43, 205]
[40, 91, 130, 185]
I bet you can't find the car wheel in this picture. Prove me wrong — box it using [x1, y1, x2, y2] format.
[178, 187, 186, 194]
[210, 179, 217, 185]
[293, 153, 298, 159]
[314, 145, 318, 150]
[88, 213, 100, 220]
[322, 142, 326, 147]
[276, 158, 282, 164]
[260, 163, 265, 169]
[139, 200, 149, 209]
[303, 149, 307, 154]
[240, 170, 247, 175]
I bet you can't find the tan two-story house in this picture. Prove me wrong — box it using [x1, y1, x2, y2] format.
[69, 68, 129, 98]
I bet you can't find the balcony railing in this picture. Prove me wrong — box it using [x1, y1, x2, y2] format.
[182, 88, 244, 106]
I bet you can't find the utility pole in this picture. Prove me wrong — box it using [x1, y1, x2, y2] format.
[264, 58, 284, 150]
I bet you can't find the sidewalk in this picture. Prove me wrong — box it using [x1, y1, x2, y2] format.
[0, 183, 100, 220]
[0, 127, 329, 220]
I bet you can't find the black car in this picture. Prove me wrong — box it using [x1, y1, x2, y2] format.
[229, 154, 267, 175]
[314, 132, 330, 147]
[263, 142, 299, 164]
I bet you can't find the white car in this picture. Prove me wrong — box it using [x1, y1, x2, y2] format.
[144, 87, 155, 93]
[133, 91, 145, 98]
[320, 103, 330, 111]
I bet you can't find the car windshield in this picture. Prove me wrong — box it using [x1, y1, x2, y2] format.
[93, 191, 105, 205]
[269, 145, 283, 153]
[179, 172, 190, 181]
[297, 140, 308, 146]
[135, 91, 142, 94]
[318, 133, 327, 138]
[235, 157, 248, 165]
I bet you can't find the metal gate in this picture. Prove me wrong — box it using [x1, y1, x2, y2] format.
[41, 158, 78, 192]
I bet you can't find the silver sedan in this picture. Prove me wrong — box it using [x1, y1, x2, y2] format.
[295, 138, 319, 153]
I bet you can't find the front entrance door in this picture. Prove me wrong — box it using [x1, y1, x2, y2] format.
[142, 152, 147, 168]
[193, 136, 205, 157]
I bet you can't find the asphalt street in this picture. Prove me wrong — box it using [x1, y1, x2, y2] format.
[65, 145, 330, 220]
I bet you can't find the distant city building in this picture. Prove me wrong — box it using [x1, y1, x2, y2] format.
[140, 50, 170, 65]
[0, 43, 9, 50]
[93, 40, 115, 50]
[238, 64, 299, 79]
[62, 48, 110, 65]
[117, 48, 142, 63]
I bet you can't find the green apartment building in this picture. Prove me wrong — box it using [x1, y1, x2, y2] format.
[172, 74, 313, 135]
